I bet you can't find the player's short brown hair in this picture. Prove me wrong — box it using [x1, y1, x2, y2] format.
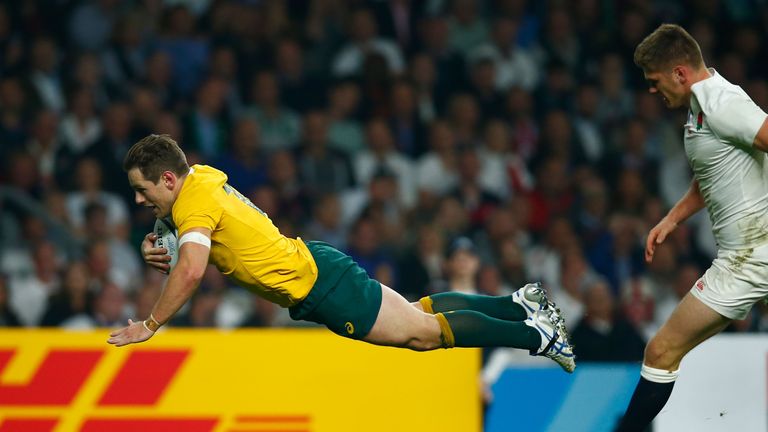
[634, 24, 704, 72]
[123, 134, 189, 183]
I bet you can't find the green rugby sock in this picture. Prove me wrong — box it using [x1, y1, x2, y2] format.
[436, 310, 541, 350]
[421, 292, 527, 321]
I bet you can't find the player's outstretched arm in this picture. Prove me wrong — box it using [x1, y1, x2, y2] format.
[108, 228, 212, 347]
[645, 179, 704, 262]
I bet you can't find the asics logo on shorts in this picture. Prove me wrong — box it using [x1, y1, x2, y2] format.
[345, 322, 355, 335]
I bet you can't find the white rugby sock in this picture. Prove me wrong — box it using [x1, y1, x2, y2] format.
[640, 363, 679, 383]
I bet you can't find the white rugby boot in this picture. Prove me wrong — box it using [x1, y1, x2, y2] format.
[512, 282, 552, 316]
[524, 308, 576, 373]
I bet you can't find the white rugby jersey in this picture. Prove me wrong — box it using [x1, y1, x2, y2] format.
[685, 69, 768, 250]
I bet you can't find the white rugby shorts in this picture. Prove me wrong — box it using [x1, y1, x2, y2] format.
[691, 242, 768, 320]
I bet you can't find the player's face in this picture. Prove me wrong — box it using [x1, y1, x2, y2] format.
[127, 168, 176, 218]
[643, 69, 687, 108]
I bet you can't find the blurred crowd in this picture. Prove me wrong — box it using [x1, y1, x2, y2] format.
[2, 0, 768, 366]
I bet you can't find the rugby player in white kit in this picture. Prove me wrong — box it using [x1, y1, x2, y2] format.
[616, 24, 768, 431]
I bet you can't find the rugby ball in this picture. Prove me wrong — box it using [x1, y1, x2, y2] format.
[153, 218, 178, 270]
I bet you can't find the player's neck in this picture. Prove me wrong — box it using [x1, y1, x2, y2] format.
[688, 67, 712, 87]
[683, 67, 712, 108]
[172, 174, 188, 200]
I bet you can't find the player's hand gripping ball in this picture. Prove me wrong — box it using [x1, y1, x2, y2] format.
[153, 218, 178, 270]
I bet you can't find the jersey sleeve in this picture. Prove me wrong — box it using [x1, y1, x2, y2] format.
[708, 97, 767, 147]
[173, 185, 223, 235]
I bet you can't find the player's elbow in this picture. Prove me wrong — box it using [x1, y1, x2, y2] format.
[175, 264, 206, 286]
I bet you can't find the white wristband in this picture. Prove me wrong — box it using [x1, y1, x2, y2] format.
[143, 320, 156, 333]
[179, 232, 211, 249]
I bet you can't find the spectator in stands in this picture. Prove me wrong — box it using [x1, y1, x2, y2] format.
[388, 79, 427, 158]
[601, 120, 659, 196]
[447, 0, 489, 57]
[332, 8, 405, 78]
[102, 14, 148, 88]
[25, 110, 69, 191]
[353, 167, 407, 248]
[154, 5, 210, 98]
[559, 244, 602, 323]
[8, 241, 61, 326]
[213, 117, 266, 195]
[596, 52, 635, 130]
[435, 236, 481, 295]
[244, 70, 301, 153]
[450, 146, 501, 232]
[465, 58, 505, 121]
[0, 77, 31, 153]
[447, 93, 482, 147]
[396, 224, 445, 301]
[207, 45, 243, 113]
[418, 15, 465, 97]
[327, 79, 365, 156]
[354, 117, 416, 209]
[407, 53, 440, 125]
[472, 17, 539, 92]
[345, 216, 396, 285]
[275, 38, 323, 113]
[84, 239, 130, 294]
[503, 86, 539, 163]
[305, 193, 347, 250]
[6, 151, 43, 199]
[84, 102, 135, 199]
[537, 8, 581, 75]
[89, 282, 128, 328]
[571, 278, 646, 362]
[41, 261, 93, 327]
[296, 110, 356, 200]
[82, 201, 141, 292]
[24, 36, 65, 113]
[182, 77, 231, 159]
[142, 51, 177, 109]
[266, 150, 310, 226]
[593, 214, 645, 294]
[371, 0, 424, 55]
[68, 0, 119, 52]
[65, 158, 129, 238]
[240, 295, 279, 327]
[495, 236, 528, 292]
[0, 274, 20, 327]
[572, 83, 606, 164]
[525, 157, 574, 234]
[171, 289, 221, 328]
[70, 52, 113, 110]
[432, 196, 471, 240]
[60, 87, 101, 154]
[416, 120, 459, 198]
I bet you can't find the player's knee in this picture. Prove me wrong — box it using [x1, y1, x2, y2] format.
[644, 337, 680, 369]
[403, 336, 441, 351]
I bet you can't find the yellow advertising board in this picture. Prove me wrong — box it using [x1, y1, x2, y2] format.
[0, 329, 480, 432]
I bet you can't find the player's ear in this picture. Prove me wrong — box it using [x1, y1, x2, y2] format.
[672, 66, 686, 84]
[161, 171, 176, 190]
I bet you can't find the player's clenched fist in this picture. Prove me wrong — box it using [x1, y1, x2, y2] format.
[141, 232, 171, 273]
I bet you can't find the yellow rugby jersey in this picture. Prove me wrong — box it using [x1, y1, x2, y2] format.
[171, 164, 318, 307]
